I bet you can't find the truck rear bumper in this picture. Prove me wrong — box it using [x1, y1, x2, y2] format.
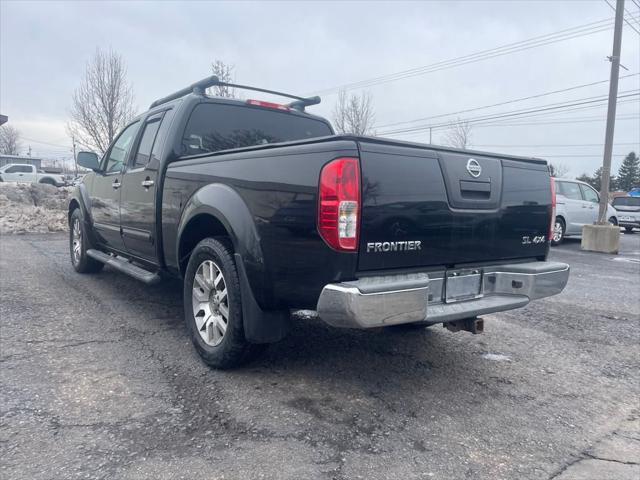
[316, 261, 569, 329]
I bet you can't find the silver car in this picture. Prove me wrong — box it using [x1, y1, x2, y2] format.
[612, 196, 640, 233]
[552, 178, 619, 245]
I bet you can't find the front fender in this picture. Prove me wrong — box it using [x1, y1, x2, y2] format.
[71, 183, 93, 224]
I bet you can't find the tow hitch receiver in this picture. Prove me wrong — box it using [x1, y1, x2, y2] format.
[444, 317, 484, 334]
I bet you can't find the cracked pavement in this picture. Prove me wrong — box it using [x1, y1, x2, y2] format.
[1, 233, 639, 479]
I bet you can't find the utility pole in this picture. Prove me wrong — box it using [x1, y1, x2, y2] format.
[429, 127, 433, 144]
[72, 137, 78, 177]
[598, 0, 625, 224]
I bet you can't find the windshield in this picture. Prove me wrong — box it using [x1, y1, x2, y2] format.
[181, 103, 332, 156]
[613, 197, 640, 207]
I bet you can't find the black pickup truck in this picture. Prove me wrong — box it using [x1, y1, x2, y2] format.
[70, 76, 569, 368]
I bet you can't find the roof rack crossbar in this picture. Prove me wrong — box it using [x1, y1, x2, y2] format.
[149, 75, 220, 109]
[149, 76, 321, 111]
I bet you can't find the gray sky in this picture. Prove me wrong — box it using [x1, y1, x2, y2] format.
[1, 0, 639, 176]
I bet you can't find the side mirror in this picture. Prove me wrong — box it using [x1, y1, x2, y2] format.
[77, 151, 100, 172]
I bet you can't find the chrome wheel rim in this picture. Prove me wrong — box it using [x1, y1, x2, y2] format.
[72, 218, 82, 265]
[552, 221, 563, 243]
[192, 260, 229, 347]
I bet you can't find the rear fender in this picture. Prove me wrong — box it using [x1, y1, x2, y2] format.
[177, 183, 288, 343]
[176, 183, 263, 272]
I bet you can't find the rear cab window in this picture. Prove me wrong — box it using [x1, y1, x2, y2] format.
[180, 103, 332, 156]
[133, 114, 163, 169]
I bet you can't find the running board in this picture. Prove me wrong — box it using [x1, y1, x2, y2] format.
[86, 249, 161, 285]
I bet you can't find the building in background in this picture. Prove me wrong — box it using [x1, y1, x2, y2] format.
[0, 154, 43, 170]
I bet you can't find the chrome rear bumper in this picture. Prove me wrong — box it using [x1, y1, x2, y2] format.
[316, 261, 570, 329]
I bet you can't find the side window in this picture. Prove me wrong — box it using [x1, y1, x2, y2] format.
[6, 165, 21, 173]
[103, 122, 140, 173]
[580, 184, 599, 203]
[133, 116, 163, 168]
[23, 165, 34, 173]
[558, 181, 582, 200]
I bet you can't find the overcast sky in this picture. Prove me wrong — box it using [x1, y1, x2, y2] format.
[1, 0, 639, 176]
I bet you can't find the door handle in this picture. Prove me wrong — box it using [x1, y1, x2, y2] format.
[112, 180, 121, 189]
[141, 179, 154, 188]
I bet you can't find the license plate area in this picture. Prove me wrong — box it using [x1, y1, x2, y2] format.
[445, 269, 483, 303]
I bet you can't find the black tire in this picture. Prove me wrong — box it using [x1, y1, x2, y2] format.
[551, 217, 565, 246]
[69, 208, 104, 273]
[183, 237, 264, 369]
[625, 227, 634, 233]
[608, 217, 618, 226]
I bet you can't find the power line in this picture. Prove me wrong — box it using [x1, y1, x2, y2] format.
[522, 153, 631, 157]
[473, 142, 639, 148]
[393, 110, 639, 138]
[378, 90, 639, 135]
[604, 0, 640, 32]
[374, 73, 639, 129]
[21, 137, 71, 149]
[311, 15, 636, 95]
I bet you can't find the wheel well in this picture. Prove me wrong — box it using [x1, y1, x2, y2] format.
[555, 215, 566, 227]
[178, 214, 232, 276]
[68, 199, 80, 224]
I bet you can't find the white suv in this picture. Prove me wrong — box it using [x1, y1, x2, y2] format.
[552, 178, 618, 245]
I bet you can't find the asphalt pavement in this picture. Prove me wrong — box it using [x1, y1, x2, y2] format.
[1, 232, 639, 480]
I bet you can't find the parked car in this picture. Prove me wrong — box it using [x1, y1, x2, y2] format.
[69, 76, 569, 368]
[612, 196, 640, 233]
[628, 187, 640, 197]
[551, 178, 618, 245]
[0, 163, 66, 186]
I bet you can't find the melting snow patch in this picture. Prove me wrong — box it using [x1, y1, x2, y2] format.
[482, 353, 512, 362]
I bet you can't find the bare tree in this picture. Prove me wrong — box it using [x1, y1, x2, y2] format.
[443, 119, 472, 149]
[67, 48, 135, 154]
[549, 163, 570, 178]
[208, 60, 236, 98]
[0, 125, 22, 155]
[332, 90, 375, 136]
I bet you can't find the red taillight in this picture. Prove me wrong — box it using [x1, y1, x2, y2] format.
[318, 157, 361, 251]
[549, 176, 557, 242]
[246, 99, 290, 111]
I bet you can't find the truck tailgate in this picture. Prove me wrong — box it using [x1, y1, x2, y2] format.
[357, 141, 551, 271]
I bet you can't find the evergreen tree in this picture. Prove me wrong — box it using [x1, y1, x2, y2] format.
[616, 151, 640, 192]
[586, 167, 616, 192]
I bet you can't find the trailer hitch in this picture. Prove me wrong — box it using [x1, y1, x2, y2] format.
[444, 317, 484, 334]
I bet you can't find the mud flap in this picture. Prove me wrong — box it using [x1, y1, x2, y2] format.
[234, 253, 290, 344]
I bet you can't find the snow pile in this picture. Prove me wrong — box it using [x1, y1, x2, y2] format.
[0, 182, 73, 234]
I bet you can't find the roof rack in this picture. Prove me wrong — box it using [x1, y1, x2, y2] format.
[149, 75, 321, 112]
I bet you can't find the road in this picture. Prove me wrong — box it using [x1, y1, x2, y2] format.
[1, 233, 639, 480]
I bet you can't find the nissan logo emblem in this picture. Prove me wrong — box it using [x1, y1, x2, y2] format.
[466, 158, 482, 178]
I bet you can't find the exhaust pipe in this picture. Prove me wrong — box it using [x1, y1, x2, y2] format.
[444, 317, 484, 334]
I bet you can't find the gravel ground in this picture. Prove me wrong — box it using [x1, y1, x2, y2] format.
[1, 232, 639, 480]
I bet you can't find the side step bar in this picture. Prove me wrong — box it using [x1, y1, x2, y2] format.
[86, 249, 161, 285]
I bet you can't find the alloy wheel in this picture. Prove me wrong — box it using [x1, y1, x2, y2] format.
[192, 260, 229, 347]
[72, 218, 82, 265]
[552, 221, 563, 243]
